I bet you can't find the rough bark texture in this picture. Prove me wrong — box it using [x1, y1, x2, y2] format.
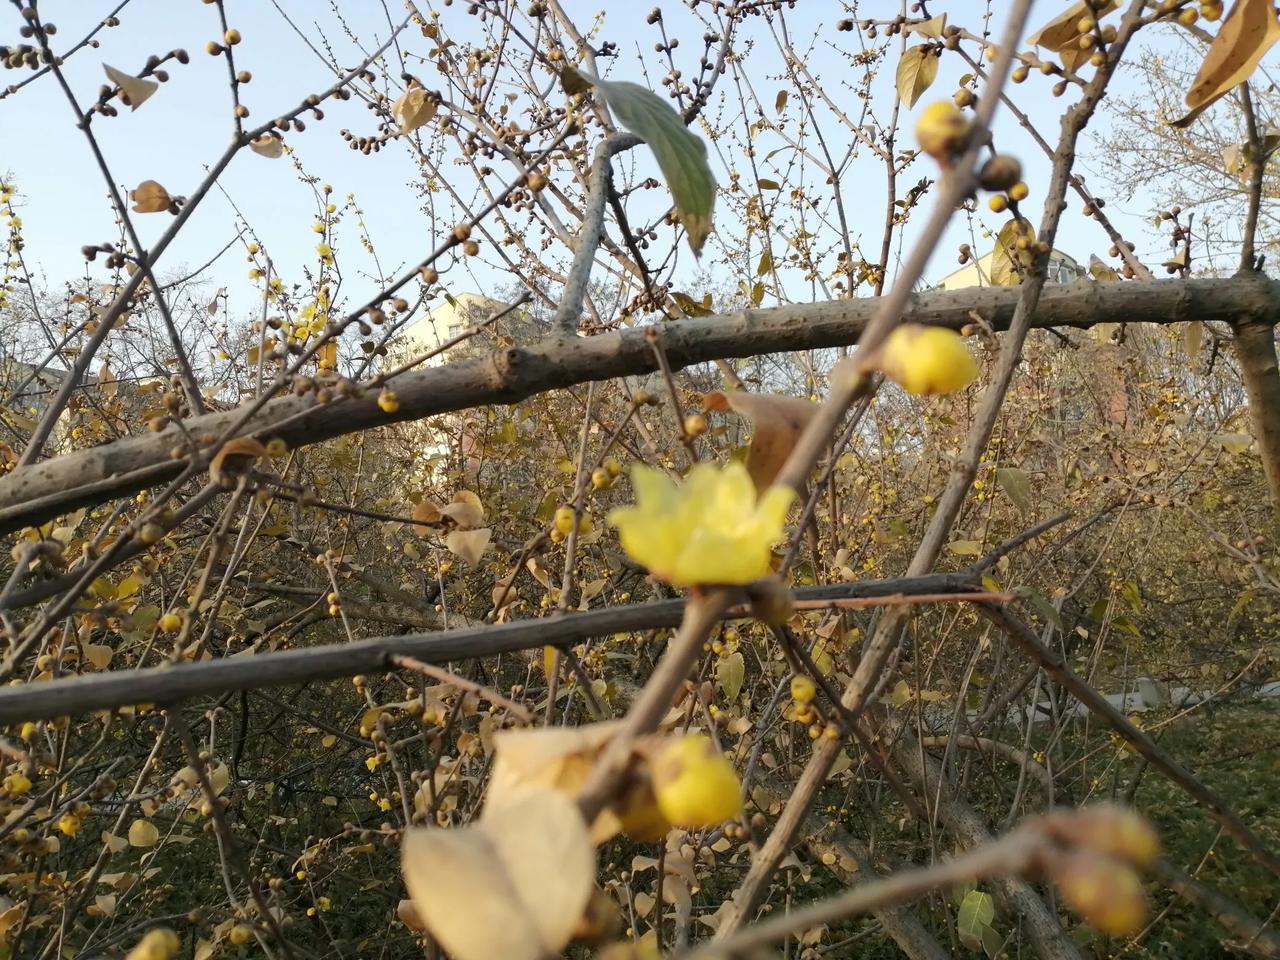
[0, 574, 980, 722]
[1, 277, 1276, 535]
[1231, 317, 1280, 522]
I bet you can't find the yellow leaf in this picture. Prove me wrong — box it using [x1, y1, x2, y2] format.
[1028, 1, 1119, 52]
[249, 134, 285, 158]
[83, 643, 113, 670]
[103, 63, 158, 110]
[128, 819, 159, 848]
[101, 831, 129, 853]
[94, 893, 117, 918]
[991, 217, 1037, 286]
[904, 14, 948, 38]
[440, 490, 485, 528]
[947, 539, 983, 557]
[1183, 321, 1205, 358]
[446, 528, 492, 566]
[896, 45, 939, 108]
[412, 500, 444, 534]
[1217, 432, 1254, 453]
[401, 790, 595, 960]
[1175, 0, 1280, 128]
[130, 180, 172, 214]
[393, 86, 438, 134]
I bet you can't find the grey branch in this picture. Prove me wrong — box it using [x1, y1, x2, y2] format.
[0, 574, 978, 725]
[1, 276, 1274, 536]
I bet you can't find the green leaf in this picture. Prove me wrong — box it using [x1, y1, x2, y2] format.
[592, 79, 717, 254]
[1021, 588, 1063, 631]
[1121, 580, 1142, 612]
[717, 652, 745, 702]
[895, 45, 939, 108]
[957, 889, 995, 951]
[996, 467, 1033, 514]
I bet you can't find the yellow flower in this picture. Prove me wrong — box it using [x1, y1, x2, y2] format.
[652, 734, 743, 827]
[229, 924, 254, 946]
[608, 462, 793, 586]
[915, 101, 972, 162]
[125, 928, 180, 960]
[790, 675, 816, 704]
[1054, 853, 1148, 937]
[57, 812, 81, 837]
[4, 772, 32, 795]
[879, 325, 978, 396]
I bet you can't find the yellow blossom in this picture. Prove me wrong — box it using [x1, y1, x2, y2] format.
[607, 461, 793, 586]
[125, 928, 180, 960]
[4, 771, 32, 795]
[878, 324, 978, 396]
[652, 734, 743, 827]
[316, 243, 333, 263]
[1054, 853, 1148, 937]
[57, 812, 81, 836]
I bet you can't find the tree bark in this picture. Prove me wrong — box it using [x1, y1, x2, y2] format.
[1, 277, 1277, 536]
[1231, 316, 1280, 522]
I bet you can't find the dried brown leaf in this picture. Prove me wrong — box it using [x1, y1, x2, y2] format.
[703, 390, 818, 490]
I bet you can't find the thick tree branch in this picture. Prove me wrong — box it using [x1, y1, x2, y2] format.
[0, 574, 978, 725]
[2, 276, 1274, 536]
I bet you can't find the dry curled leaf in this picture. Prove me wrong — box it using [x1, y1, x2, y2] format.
[703, 390, 818, 491]
[401, 790, 595, 960]
[392, 86, 438, 134]
[249, 134, 285, 158]
[446, 528, 491, 566]
[103, 64, 158, 110]
[130, 180, 172, 214]
[209, 437, 266, 488]
[440, 490, 485, 528]
[904, 14, 948, 38]
[411, 500, 444, 535]
[1028, 1, 1119, 53]
[1174, 0, 1280, 128]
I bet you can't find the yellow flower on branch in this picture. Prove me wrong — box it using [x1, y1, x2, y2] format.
[878, 324, 978, 396]
[607, 461, 793, 586]
[652, 733, 743, 827]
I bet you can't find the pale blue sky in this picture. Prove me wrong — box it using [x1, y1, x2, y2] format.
[0, 1, 1255, 340]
